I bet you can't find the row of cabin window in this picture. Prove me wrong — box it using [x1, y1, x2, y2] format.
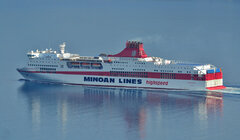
[160, 73, 176, 79]
[155, 69, 176, 73]
[154, 66, 192, 70]
[111, 64, 192, 71]
[111, 64, 145, 67]
[37, 58, 57, 60]
[160, 73, 196, 80]
[135, 62, 146, 64]
[69, 65, 103, 69]
[159, 66, 192, 69]
[110, 71, 148, 75]
[157, 70, 192, 74]
[112, 68, 124, 70]
[40, 68, 56, 71]
[113, 61, 128, 64]
[77, 58, 102, 62]
[28, 64, 58, 67]
[159, 70, 173, 73]
[110, 71, 148, 78]
[178, 71, 192, 74]
[133, 69, 145, 71]
[30, 61, 58, 64]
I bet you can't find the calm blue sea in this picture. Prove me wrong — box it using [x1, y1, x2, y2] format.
[1, 0, 240, 139]
[0, 77, 240, 140]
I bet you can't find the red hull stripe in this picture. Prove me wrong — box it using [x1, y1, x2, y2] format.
[206, 86, 226, 90]
[206, 73, 223, 80]
[18, 70, 223, 81]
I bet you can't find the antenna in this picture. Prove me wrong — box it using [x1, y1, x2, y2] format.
[59, 42, 66, 54]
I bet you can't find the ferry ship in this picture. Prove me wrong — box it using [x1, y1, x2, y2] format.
[17, 41, 225, 90]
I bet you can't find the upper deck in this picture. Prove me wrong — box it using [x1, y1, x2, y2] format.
[25, 41, 218, 75]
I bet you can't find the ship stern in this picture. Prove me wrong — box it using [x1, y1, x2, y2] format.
[205, 68, 226, 90]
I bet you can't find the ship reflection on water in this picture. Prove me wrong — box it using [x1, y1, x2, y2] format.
[18, 81, 223, 139]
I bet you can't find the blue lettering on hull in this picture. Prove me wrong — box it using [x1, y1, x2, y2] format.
[84, 77, 115, 83]
[84, 77, 142, 84]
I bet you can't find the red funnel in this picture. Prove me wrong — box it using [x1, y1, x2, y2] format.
[108, 41, 148, 58]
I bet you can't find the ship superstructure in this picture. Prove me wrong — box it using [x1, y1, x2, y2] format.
[17, 41, 225, 90]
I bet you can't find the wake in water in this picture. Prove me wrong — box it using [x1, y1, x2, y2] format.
[219, 86, 240, 94]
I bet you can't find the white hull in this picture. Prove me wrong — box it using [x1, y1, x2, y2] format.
[18, 70, 210, 90]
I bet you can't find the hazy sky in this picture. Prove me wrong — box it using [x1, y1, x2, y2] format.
[1, 0, 239, 85]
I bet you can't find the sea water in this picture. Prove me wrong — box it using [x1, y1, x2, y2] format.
[0, 78, 240, 140]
